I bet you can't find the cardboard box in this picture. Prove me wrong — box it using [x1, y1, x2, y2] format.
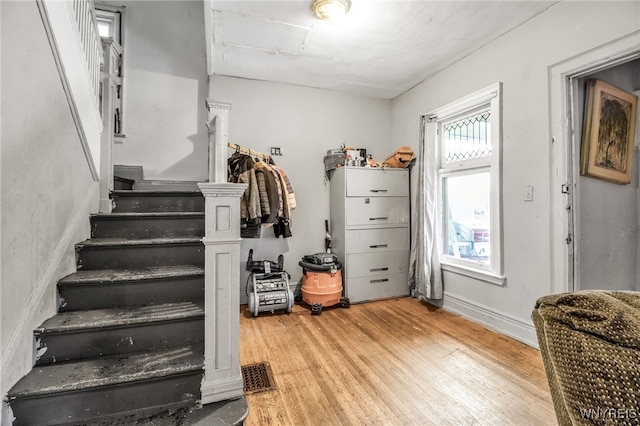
[382, 146, 414, 168]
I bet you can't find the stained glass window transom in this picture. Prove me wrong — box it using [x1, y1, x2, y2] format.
[443, 111, 491, 164]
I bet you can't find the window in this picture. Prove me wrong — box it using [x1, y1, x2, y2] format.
[95, 7, 122, 45]
[432, 83, 504, 285]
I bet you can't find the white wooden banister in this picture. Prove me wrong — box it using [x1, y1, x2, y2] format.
[70, 0, 102, 100]
[198, 99, 246, 403]
[37, 0, 104, 179]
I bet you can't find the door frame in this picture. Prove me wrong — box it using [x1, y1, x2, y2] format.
[549, 30, 640, 295]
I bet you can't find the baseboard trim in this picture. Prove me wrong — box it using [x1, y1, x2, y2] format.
[201, 377, 244, 404]
[442, 292, 539, 349]
[0, 185, 98, 391]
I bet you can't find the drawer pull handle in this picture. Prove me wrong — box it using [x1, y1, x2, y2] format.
[370, 278, 389, 283]
[369, 217, 388, 221]
[370, 267, 389, 272]
[369, 244, 388, 248]
[369, 189, 388, 193]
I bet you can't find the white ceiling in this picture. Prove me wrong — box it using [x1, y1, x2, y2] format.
[206, 0, 557, 99]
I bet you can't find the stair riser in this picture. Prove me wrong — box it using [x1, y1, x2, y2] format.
[9, 372, 202, 426]
[59, 276, 205, 311]
[112, 195, 204, 213]
[114, 176, 134, 190]
[35, 319, 204, 365]
[77, 244, 204, 270]
[91, 216, 205, 239]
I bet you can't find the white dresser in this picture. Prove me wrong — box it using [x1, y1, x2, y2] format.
[330, 167, 410, 303]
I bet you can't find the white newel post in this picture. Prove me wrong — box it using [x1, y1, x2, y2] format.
[206, 99, 232, 183]
[198, 99, 246, 403]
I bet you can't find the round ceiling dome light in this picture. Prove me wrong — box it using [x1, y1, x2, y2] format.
[311, 0, 351, 21]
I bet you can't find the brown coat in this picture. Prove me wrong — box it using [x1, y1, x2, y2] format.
[254, 161, 279, 225]
[228, 153, 261, 222]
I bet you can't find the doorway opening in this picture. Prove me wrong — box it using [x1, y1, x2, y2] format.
[571, 61, 640, 292]
[550, 31, 640, 295]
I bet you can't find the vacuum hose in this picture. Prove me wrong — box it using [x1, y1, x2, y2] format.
[298, 258, 343, 272]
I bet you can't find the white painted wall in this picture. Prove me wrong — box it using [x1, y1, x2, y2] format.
[0, 0, 3, 420]
[210, 75, 393, 304]
[575, 60, 640, 291]
[1, 0, 98, 399]
[111, 0, 209, 181]
[391, 1, 640, 346]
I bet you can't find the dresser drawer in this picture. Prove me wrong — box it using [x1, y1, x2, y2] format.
[346, 168, 409, 197]
[345, 197, 409, 227]
[346, 228, 409, 254]
[346, 251, 408, 278]
[346, 273, 409, 303]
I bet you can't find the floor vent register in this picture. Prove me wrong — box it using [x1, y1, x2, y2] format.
[241, 362, 276, 394]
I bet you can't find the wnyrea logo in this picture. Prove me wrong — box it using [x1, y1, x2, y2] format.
[579, 407, 638, 420]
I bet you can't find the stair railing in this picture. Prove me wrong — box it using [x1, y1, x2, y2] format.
[36, 0, 104, 179]
[70, 0, 103, 102]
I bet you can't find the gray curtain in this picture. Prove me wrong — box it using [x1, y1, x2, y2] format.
[408, 117, 443, 300]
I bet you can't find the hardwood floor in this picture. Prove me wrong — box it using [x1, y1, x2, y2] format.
[239, 297, 555, 426]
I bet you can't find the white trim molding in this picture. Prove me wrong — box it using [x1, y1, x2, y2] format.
[200, 376, 245, 403]
[433, 82, 505, 281]
[199, 182, 246, 198]
[443, 292, 538, 349]
[441, 262, 506, 287]
[548, 30, 640, 296]
[206, 99, 232, 112]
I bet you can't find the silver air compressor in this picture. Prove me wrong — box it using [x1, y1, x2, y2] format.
[246, 250, 294, 317]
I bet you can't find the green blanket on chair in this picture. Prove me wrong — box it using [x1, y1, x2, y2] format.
[533, 290, 640, 426]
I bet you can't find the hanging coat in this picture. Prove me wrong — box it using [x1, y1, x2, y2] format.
[273, 166, 296, 210]
[254, 161, 280, 225]
[228, 153, 261, 223]
[270, 166, 294, 238]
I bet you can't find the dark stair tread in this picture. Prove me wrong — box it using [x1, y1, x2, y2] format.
[187, 397, 249, 426]
[8, 344, 204, 398]
[91, 212, 204, 218]
[122, 397, 249, 426]
[77, 237, 203, 247]
[111, 190, 203, 196]
[59, 266, 204, 286]
[36, 302, 204, 334]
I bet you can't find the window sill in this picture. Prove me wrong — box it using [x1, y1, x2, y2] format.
[440, 261, 506, 287]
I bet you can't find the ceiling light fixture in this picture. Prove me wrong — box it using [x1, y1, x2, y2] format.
[311, 0, 351, 21]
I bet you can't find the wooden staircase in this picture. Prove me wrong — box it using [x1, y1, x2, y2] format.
[7, 190, 210, 425]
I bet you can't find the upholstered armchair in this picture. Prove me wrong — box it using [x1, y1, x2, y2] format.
[532, 290, 640, 425]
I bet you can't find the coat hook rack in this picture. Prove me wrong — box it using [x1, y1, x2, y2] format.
[228, 143, 272, 162]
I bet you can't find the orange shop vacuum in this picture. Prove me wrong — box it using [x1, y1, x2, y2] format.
[298, 253, 350, 315]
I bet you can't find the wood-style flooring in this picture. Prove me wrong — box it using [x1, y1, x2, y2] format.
[239, 297, 555, 425]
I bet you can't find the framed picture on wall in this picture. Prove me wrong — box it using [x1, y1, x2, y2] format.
[580, 79, 638, 184]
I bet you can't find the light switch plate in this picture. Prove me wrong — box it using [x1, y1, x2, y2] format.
[524, 185, 534, 202]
